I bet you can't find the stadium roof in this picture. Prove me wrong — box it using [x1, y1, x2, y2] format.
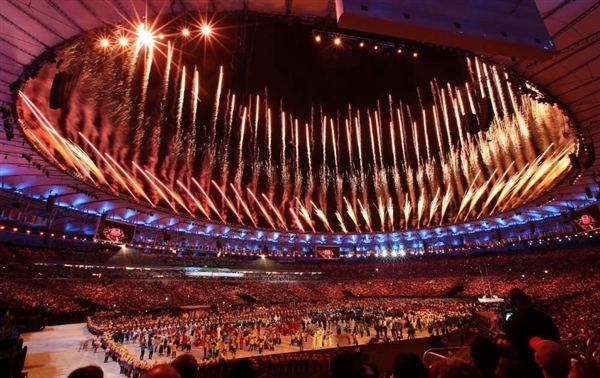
[0, 0, 599, 243]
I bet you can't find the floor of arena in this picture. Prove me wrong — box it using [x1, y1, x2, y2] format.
[22, 323, 434, 377]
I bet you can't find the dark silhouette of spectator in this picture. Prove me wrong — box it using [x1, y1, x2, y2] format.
[470, 336, 500, 378]
[228, 359, 258, 378]
[67, 365, 104, 378]
[144, 365, 181, 378]
[431, 359, 484, 378]
[501, 288, 560, 378]
[171, 354, 198, 378]
[330, 353, 369, 378]
[495, 358, 525, 378]
[391, 352, 428, 378]
[531, 339, 571, 378]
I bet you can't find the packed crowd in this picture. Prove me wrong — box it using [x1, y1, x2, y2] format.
[89, 298, 474, 376]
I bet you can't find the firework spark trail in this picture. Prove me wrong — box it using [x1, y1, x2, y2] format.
[411, 121, 420, 158]
[441, 90, 453, 152]
[358, 201, 372, 232]
[440, 186, 452, 224]
[344, 197, 360, 232]
[152, 41, 173, 165]
[403, 193, 412, 230]
[375, 106, 384, 168]
[211, 66, 224, 140]
[69, 144, 108, 184]
[386, 197, 394, 230]
[389, 121, 398, 172]
[480, 161, 515, 216]
[188, 66, 200, 170]
[456, 88, 466, 116]
[335, 174, 344, 214]
[296, 198, 315, 232]
[502, 145, 559, 207]
[322, 115, 327, 170]
[221, 93, 236, 183]
[521, 150, 571, 202]
[377, 196, 386, 232]
[311, 201, 332, 232]
[78, 132, 127, 195]
[465, 83, 477, 114]
[229, 184, 256, 226]
[492, 66, 508, 117]
[294, 119, 301, 196]
[288, 207, 305, 232]
[483, 63, 500, 120]
[173, 65, 186, 166]
[142, 169, 192, 215]
[104, 154, 154, 205]
[432, 106, 444, 155]
[253, 94, 260, 156]
[345, 119, 353, 169]
[422, 109, 431, 160]
[505, 72, 520, 111]
[397, 106, 408, 164]
[280, 108, 288, 189]
[467, 170, 497, 216]
[475, 57, 485, 95]
[355, 115, 365, 177]
[455, 170, 482, 222]
[177, 181, 211, 219]
[330, 118, 340, 174]
[416, 191, 426, 228]
[335, 212, 348, 233]
[267, 107, 272, 174]
[467, 57, 475, 82]
[134, 43, 153, 152]
[368, 110, 379, 170]
[243, 189, 272, 228]
[20, 94, 81, 174]
[132, 162, 178, 212]
[452, 98, 465, 145]
[305, 123, 314, 192]
[489, 163, 530, 215]
[427, 188, 441, 227]
[262, 193, 288, 231]
[235, 107, 248, 184]
[388, 96, 397, 169]
[192, 178, 225, 223]
[211, 180, 242, 223]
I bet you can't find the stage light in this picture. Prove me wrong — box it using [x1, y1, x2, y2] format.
[100, 38, 109, 48]
[118, 37, 128, 46]
[158, 33, 165, 40]
[333, 37, 341, 46]
[181, 28, 190, 37]
[315, 35, 321, 42]
[359, 42, 365, 47]
[413, 51, 418, 57]
[397, 48, 402, 54]
[201, 24, 212, 36]
[374, 45, 378, 50]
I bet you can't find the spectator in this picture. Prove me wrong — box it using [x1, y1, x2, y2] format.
[500, 288, 560, 378]
[171, 354, 198, 378]
[391, 352, 428, 378]
[531, 339, 571, 378]
[67, 365, 104, 378]
[431, 359, 484, 378]
[144, 364, 181, 378]
[470, 336, 500, 378]
[330, 353, 369, 378]
[495, 358, 525, 378]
